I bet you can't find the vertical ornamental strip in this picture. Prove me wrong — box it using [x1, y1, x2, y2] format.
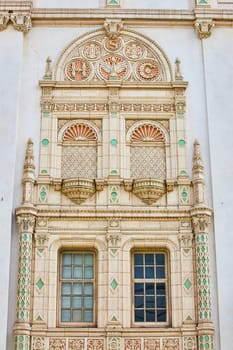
[14, 139, 37, 350]
[191, 140, 214, 349]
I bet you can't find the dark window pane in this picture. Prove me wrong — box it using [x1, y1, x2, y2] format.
[73, 283, 82, 295]
[134, 283, 144, 295]
[146, 296, 155, 308]
[84, 310, 93, 322]
[145, 254, 154, 265]
[62, 266, 72, 279]
[157, 309, 166, 322]
[156, 283, 166, 295]
[84, 254, 93, 266]
[62, 296, 71, 308]
[156, 266, 165, 278]
[145, 267, 154, 278]
[135, 310, 144, 322]
[62, 283, 71, 295]
[157, 296, 166, 308]
[146, 283, 155, 295]
[73, 254, 82, 265]
[73, 266, 82, 279]
[72, 296, 82, 308]
[84, 283, 93, 295]
[84, 266, 93, 279]
[135, 296, 144, 308]
[146, 310, 155, 322]
[135, 266, 144, 278]
[156, 254, 165, 265]
[134, 254, 143, 265]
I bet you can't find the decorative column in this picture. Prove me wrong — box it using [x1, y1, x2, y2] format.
[191, 141, 214, 350]
[14, 139, 37, 350]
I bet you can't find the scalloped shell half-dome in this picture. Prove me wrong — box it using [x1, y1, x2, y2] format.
[63, 124, 97, 141]
[131, 124, 165, 142]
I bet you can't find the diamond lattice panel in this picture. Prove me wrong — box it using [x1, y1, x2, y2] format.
[131, 146, 166, 179]
[62, 146, 97, 179]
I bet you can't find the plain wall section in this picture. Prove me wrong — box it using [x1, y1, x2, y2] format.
[204, 28, 233, 350]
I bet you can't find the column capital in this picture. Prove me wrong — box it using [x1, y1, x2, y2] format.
[194, 18, 214, 39]
[17, 215, 36, 233]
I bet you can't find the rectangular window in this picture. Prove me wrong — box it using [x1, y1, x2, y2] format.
[133, 252, 168, 325]
[60, 252, 95, 325]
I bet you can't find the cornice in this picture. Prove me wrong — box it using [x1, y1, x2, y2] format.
[35, 207, 193, 220]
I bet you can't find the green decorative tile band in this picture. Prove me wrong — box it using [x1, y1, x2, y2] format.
[111, 279, 118, 290]
[199, 335, 214, 350]
[14, 335, 30, 350]
[178, 139, 186, 147]
[41, 138, 49, 146]
[111, 139, 118, 146]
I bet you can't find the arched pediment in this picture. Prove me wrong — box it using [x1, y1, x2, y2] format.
[54, 27, 173, 83]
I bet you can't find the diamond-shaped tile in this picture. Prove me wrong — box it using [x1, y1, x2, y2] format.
[184, 279, 192, 290]
[36, 278, 44, 290]
[111, 279, 118, 290]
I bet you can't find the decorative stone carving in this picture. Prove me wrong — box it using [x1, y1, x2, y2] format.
[135, 59, 161, 81]
[65, 58, 92, 81]
[14, 335, 30, 350]
[62, 178, 97, 204]
[179, 234, 193, 249]
[125, 339, 141, 350]
[192, 140, 205, 205]
[87, 339, 104, 350]
[183, 336, 197, 350]
[144, 339, 160, 350]
[10, 13, 31, 33]
[17, 216, 36, 233]
[44, 57, 52, 80]
[192, 215, 210, 234]
[124, 41, 146, 60]
[131, 147, 166, 179]
[98, 55, 129, 81]
[49, 338, 66, 350]
[53, 103, 108, 112]
[32, 336, 45, 350]
[108, 337, 121, 350]
[132, 178, 166, 205]
[175, 58, 183, 81]
[69, 339, 85, 350]
[0, 13, 9, 31]
[107, 233, 121, 247]
[83, 42, 102, 59]
[104, 19, 123, 39]
[162, 338, 179, 350]
[22, 138, 35, 205]
[194, 19, 214, 39]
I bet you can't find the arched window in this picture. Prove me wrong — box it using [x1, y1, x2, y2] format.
[130, 123, 166, 179]
[61, 122, 98, 179]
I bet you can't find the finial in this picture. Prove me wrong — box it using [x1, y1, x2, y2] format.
[24, 138, 35, 172]
[175, 58, 183, 81]
[193, 139, 204, 171]
[109, 57, 118, 81]
[44, 56, 52, 80]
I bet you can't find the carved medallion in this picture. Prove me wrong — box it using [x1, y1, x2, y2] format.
[82, 42, 102, 60]
[135, 60, 161, 81]
[98, 55, 128, 80]
[124, 41, 146, 60]
[65, 58, 92, 81]
[105, 38, 122, 52]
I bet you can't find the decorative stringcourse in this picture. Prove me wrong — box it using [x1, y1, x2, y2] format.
[63, 124, 97, 141]
[131, 124, 165, 142]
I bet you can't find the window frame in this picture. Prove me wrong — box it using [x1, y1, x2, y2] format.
[58, 249, 97, 327]
[131, 249, 170, 327]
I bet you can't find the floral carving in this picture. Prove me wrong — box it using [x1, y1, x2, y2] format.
[32, 337, 45, 350]
[108, 337, 121, 350]
[98, 56, 128, 80]
[125, 339, 141, 350]
[17, 216, 36, 233]
[144, 339, 160, 350]
[124, 41, 146, 60]
[49, 338, 66, 350]
[69, 339, 85, 350]
[136, 60, 161, 81]
[83, 42, 102, 59]
[192, 216, 210, 233]
[162, 338, 179, 350]
[87, 339, 104, 350]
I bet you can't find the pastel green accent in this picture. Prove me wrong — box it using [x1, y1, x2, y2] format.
[111, 112, 117, 117]
[111, 279, 118, 290]
[111, 138, 118, 146]
[44, 76, 52, 80]
[41, 138, 49, 145]
[108, 0, 119, 4]
[183, 248, 190, 254]
[111, 191, 118, 198]
[36, 278, 44, 290]
[184, 279, 192, 290]
[111, 315, 118, 321]
[38, 248, 44, 254]
[41, 169, 48, 174]
[111, 249, 118, 254]
[36, 315, 43, 321]
[199, 0, 208, 4]
[43, 112, 50, 117]
[177, 112, 184, 117]
[111, 170, 118, 174]
[186, 315, 192, 321]
[180, 170, 187, 174]
[40, 191, 46, 197]
[178, 139, 186, 147]
[182, 191, 188, 198]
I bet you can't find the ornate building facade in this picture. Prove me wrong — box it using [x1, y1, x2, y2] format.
[0, 1, 233, 350]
